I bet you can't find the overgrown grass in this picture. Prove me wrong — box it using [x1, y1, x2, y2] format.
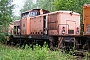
[0, 43, 88, 60]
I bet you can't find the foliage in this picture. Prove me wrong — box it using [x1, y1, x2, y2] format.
[0, 0, 14, 26]
[20, 0, 54, 12]
[0, 0, 14, 43]
[12, 15, 20, 21]
[20, 0, 34, 12]
[36, 0, 54, 11]
[0, 42, 90, 60]
[0, 32, 7, 43]
[0, 43, 78, 60]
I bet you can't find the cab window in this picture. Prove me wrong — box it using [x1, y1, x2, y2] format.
[21, 12, 29, 18]
[30, 11, 40, 17]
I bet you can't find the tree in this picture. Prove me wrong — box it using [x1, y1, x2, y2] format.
[20, 0, 54, 13]
[20, 0, 34, 13]
[0, 0, 14, 26]
[12, 15, 20, 21]
[36, 0, 54, 11]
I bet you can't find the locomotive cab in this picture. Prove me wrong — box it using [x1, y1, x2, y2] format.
[21, 9, 49, 36]
[29, 9, 49, 17]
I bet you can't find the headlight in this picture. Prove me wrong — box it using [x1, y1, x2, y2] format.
[76, 27, 79, 34]
[62, 27, 65, 34]
[62, 31, 65, 34]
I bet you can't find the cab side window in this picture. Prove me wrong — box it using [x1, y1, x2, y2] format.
[30, 11, 40, 17]
[21, 12, 29, 18]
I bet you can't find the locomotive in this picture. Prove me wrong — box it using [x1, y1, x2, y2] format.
[8, 4, 90, 52]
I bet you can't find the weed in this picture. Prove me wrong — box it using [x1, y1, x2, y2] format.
[0, 43, 86, 60]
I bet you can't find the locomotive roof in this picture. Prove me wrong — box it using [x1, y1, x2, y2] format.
[83, 4, 90, 8]
[30, 10, 80, 19]
[47, 10, 80, 16]
[21, 9, 49, 14]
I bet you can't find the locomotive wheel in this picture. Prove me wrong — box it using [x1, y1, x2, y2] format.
[49, 37, 54, 50]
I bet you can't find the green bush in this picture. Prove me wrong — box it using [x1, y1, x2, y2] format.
[0, 32, 6, 43]
[0, 43, 88, 60]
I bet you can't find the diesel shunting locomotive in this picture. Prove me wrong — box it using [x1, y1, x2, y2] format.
[8, 4, 90, 52]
